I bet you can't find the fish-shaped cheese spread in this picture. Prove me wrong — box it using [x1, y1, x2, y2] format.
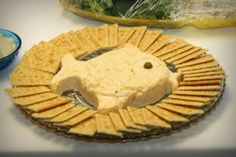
[50, 44, 180, 113]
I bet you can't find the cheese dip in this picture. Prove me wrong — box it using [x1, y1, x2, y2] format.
[51, 44, 181, 113]
[0, 33, 16, 59]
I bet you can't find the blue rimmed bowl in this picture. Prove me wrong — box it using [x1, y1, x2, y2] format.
[0, 29, 22, 70]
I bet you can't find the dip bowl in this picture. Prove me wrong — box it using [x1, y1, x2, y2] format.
[0, 29, 21, 70]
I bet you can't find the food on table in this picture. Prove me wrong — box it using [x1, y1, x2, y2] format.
[60, 0, 236, 28]
[5, 24, 225, 141]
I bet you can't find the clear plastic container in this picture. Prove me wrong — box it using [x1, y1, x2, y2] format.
[60, 0, 236, 28]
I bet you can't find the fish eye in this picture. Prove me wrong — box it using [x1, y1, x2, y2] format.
[144, 62, 153, 69]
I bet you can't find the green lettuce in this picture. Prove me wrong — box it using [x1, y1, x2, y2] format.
[67, 0, 179, 19]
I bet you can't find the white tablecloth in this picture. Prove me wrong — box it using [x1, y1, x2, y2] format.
[0, 0, 236, 156]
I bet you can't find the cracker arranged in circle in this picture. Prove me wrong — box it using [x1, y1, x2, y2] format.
[183, 75, 225, 81]
[5, 86, 50, 98]
[92, 24, 109, 49]
[49, 106, 88, 123]
[127, 106, 146, 126]
[168, 95, 214, 103]
[182, 67, 223, 75]
[9, 65, 53, 86]
[126, 26, 147, 47]
[108, 24, 118, 48]
[174, 90, 219, 97]
[109, 112, 141, 133]
[119, 109, 150, 131]
[69, 117, 97, 136]
[157, 103, 204, 116]
[138, 29, 162, 51]
[176, 54, 214, 68]
[5, 24, 225, 141]
[75, 27, 101, 53]
[179, 80, 222, 86]
[146, 105, 188, 123]
[154, 39, 188, 57]
[31, 103, 75, 119]
[166, 47, 203, 64]
[118, 27, 135, 46]
[96, 114, 122, 137]
[26, 97, 72, 112]
[178, 85, 221, 91]
[177, 60, 219, 72]
[162, 98, 207, 107]
[64, 31, 89, 58]
[172, 49, 207, 65]
[13, 92, 58, 106]
[20, 42, 64, 73]
[159, 45, 194, 61]
[141, 108, 171, 129]
[57, 109, 96, 127]
[146, 34, 173, 54]
[183, 71, 224, 78]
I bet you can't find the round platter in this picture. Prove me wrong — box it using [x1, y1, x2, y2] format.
[6, 24, 226, 142]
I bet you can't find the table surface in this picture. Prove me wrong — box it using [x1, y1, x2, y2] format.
[0, 0, 236, 156]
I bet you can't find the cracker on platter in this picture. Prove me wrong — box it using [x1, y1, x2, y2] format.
[183, 71, 224, 78]
[162, 98, 207, 107]
[96, 114, 122, 137]
[64, 31, 88, 58]
[166, 47, 203, 63]
[178, 85, 221, 91]
[31, 103, 75, 119]
[182, 67, 223, 75]
[176, 54, 214, 68]
[4, 24, 226, 141]
[93, 24, 109, 49]
[13, 92, 57, 106]
[109, 112, 141, 133]
[173, 90, 219, 97]
[146, 105, 189, 123]
[159, 45, 194, 61]
[154, 39, 188, 57]
[26, 97, 72, 112]
[58, 109, 96, 126]
[20, 42, 59, 73]
[49, 106, 88, 123]
[108, 24, 118, 48]
[168, 95, 214, 103]
[69, 117, 97, 136]
[183, 75, 225, 81]
[119, 109, 150, 131]
[177, 61, 219, 72]
[157, 103, 204, 116]
[127, 106, 146, 126]
[179, 80, 222, 86]
[174, 50, 208, 66]
[5, 86, 50, 98]
[118, 27, 136, 46]
[138, 29, 162, 51]
[9, 65, 53, 86]
[75, 27, 101, 52]
[141, 108, 171, 128]
[126, 26, 147, 47]
[49, 33, 77, 56]
[146, 34, 174, 54]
